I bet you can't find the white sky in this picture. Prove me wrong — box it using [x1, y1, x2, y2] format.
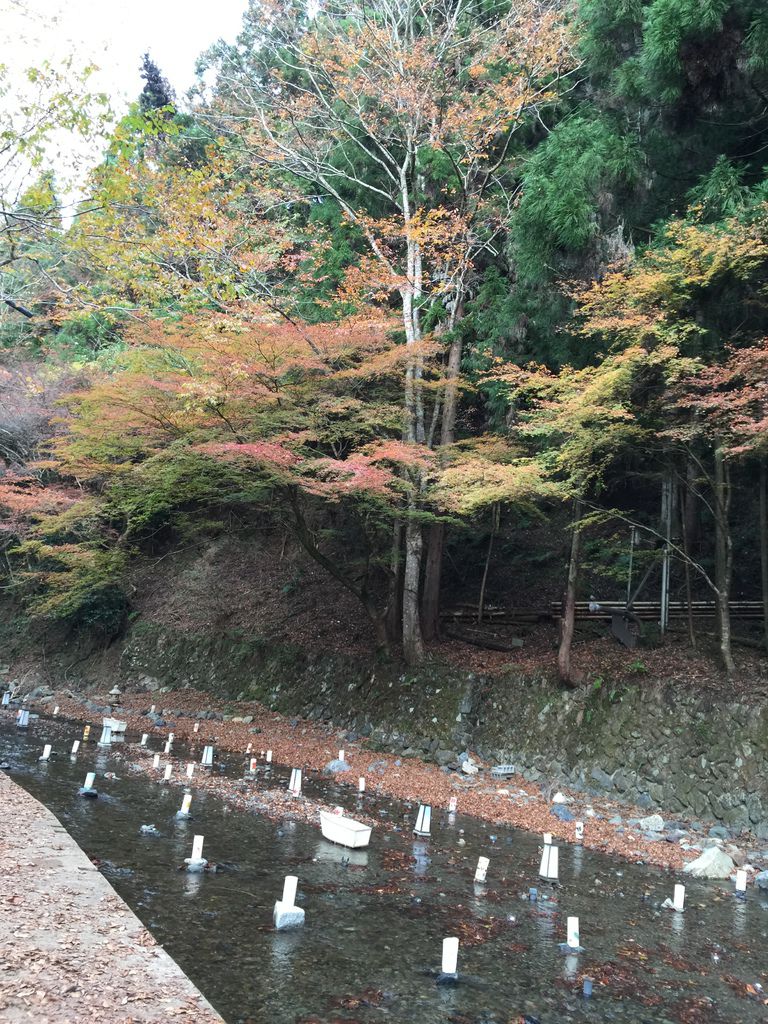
[2, 0, 247, 107]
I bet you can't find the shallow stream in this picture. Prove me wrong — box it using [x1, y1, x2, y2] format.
[2, 715, 767, 1024]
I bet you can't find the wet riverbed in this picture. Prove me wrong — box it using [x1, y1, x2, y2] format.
[2, 715, 767, 1024]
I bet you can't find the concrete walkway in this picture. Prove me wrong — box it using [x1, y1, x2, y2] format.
[0, 771, 224, 1024]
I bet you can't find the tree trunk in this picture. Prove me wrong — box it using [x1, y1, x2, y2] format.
[760, 459, 768, 654]
[477, 503, 499, 623]
[385, 520, 404, 643]
[558, 498, 583, 687]
[420, 301, 465, 640]
[402, 513, 425, 664]
[421, 521, 444, 641]
[679, 479, 696, 650]
[713, 445, 735, 676]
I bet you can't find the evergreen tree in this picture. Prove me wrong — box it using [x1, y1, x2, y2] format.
[138, 53, 175, 113]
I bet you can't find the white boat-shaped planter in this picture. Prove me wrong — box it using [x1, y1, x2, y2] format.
[102, 716, 127, 734]
[319, 809, 372, 849]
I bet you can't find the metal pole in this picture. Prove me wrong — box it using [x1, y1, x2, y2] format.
[626, 527, 635, 607]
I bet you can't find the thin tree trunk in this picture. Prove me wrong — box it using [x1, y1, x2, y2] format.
[760, 460, 768, 654]
[477, 503, 499, 624]
[679, 479, 696, 650]
[558, 498, 583, 687]
[420, 299, 465, 640]
[713, 446, 735, 676]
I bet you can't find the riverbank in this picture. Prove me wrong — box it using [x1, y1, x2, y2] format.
[21, 686, 766, 875]
[0, 770, 223, 1024]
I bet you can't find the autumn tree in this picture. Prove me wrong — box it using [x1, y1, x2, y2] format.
[200, 0, 576, 662]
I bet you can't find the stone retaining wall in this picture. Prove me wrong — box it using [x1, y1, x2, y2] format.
[70, 622, 768, 837]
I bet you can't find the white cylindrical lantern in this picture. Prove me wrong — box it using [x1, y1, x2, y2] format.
[180, 793, 192, 816]
[246, 743, 252, 755]
[53, 706, 59, 716]
[282, 875, 298, 907]
[249, 757, 258, 772]
[191, 834, 204, 861]
[168, 732, 174, 743]
[673, 883, 685, 912]
[164, 740, 172, 754]
[575, 821, 584, 842]
[164, 764, 172, 781]
[358, 776, 366, 793]
[150, 704, 156, 713]
[186, 762, 194, 779]
[140, 733, 148, 746]
[201, 745, 214, 767]
[83, 772, 96, 790]
[98, 724, 112, 746]
[71, 739, 80, 755]
[288, 768, 302, 795]
[266, 749, 273, 763]
[193, 721, 200, 733]
[83, 724, 91, 739]
[152, 753, 161, 769]
[735, 869, 748, 894]
[474, 856, 489, 883]
[448, 796, 457, 813]
[543, 832, 552, 846]
[39, 744, 52, 761]
[441, 937, 459, 976]
[567, 916, 580, 949]
[338, 749, 345, 762]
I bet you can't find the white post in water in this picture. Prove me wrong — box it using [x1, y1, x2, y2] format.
[273, 874, 304, 929]
[338, 749, 345, 762]
[152, 753, 161, 769]
[474, 856, 489, 883]
[178, 792, 193, 817]
[186, 763, 194, 779]
[441, 937, 459, 979]
[266, 749, 273, 763]
[673, 883, 685, 912]
[164, 764, 172, 781]
[71, 739, 80, 755]
[1, 691, 9, 706]
[140, 733, 148, 746]
[575, 821, 584, 842]
[98, 724, 112, 746]
[184, 834, 207, 872]
[168, 732, 174, 743]
[246, 743, 252, 755]
[83, 772, 96, 790]
[201, 745, 214, 767]
[193, 721, 200, 733]
[358, 776, 366, 793]
[414, 804, 432, 837]
[53, 706, 59, 716]
[39, 744, 52, 762]
[448, 796, 458, 813]
[288, 768, 302, 795]
[249, 757, 258, 773]
[83, 724, 91, 740]
[567, 916, 580, 950]
[17, 709, 29, 729]
[543, 832, 553, 846]
[150, 704, 156, 713]
[539, 843, 559, 881]
[735, 869, 748, 897]
[164, 740, 172, 754]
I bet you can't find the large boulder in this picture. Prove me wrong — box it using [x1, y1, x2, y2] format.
[683, 846, 735, 879]
[637, 813, 664, 832]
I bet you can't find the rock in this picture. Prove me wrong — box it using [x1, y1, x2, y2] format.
[638, 814, 664, 832]
[708, 825, 730, 840]
[461, 759, 479, 775]
[683, 846, 736, 879]
[435, 749, 456, 767]
[726, 844, 747, 867]
[241, 715, 253, 724]
[552, 791, 572, 804]
[325, 759, 351, 773]
[609, 815, 623, 825]
[551, 805, 574, 822]
[755, 870, 768, 891]
[590, 767, 614, 789]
